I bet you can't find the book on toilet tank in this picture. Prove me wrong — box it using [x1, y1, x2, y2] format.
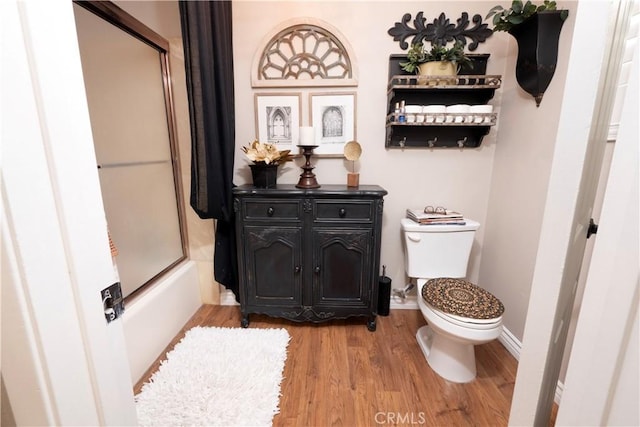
[406, 208, 466, 225]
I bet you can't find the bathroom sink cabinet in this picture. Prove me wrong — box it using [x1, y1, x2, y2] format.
[386, 55, 501, 148]
[233, 184, 387, 331]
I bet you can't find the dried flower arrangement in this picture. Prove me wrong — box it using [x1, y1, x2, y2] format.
[241, 140, 294, 165]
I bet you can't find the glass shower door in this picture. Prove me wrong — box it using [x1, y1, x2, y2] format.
[74, 3, 185, 298]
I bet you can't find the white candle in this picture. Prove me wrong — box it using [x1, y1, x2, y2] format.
[299, 126, 315, 145]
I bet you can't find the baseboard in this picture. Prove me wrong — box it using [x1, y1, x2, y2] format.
[498, 325, 522, 360]
[390, 295, 418, 310]
[498, 326, 564, 404]
[220, 289, 239, 306]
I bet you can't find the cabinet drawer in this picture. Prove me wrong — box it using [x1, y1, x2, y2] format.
[314, 200, 373, 221]
[243, 200, 300, 220]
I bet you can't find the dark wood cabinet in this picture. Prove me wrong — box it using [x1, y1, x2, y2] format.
[233, 184, 387, 331]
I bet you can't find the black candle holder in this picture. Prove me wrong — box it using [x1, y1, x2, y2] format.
[295, 145, 320, 189]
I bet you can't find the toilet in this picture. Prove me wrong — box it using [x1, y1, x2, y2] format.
[401, 218, 504, 383]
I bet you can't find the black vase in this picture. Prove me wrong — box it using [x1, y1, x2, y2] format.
[249, 163, 278, 188]
[458, 53, 490, 75]
[508, 11, 567, 107]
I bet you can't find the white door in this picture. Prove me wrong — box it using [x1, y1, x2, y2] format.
[509, 1, 633, 424]
[555, 35, 639, 427]
[2, 0, 137, 424]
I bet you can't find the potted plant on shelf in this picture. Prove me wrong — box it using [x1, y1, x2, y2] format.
[487, 0, 569, 106]
[241, 140, 293, 188]
[400, 41, 472, 84]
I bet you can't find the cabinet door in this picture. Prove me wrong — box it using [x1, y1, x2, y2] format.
[244, 226, 303, 307]
[312, 228, 372, 309]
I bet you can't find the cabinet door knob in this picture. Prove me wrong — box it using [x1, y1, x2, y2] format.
[338, 208, 346, 217]
[314, 266, 321, 273]
[267, 207, 274, 216]
[294, 265, 301, 273]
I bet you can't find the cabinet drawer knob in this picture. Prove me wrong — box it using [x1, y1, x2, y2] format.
[314, 266, 321, 273]
[338, 208, 346, 217]
[294, 265, 301, 273]
[267, 207, 274, 216]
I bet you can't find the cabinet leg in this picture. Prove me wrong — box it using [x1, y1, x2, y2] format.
[367, 316, 377, 332]
[241, 315, 250, 328]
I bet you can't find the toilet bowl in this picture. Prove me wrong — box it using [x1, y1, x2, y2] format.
[401, 218, 505, 383]
[417, 277, 503, 383]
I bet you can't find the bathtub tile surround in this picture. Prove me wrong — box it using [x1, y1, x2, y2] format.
[123, 262, 201, 382]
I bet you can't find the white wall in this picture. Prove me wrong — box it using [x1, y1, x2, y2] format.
[107, 0, 612, 370]
[232, 1, 509, 303]
[111, 0, 584, 350]
[478, 1, 577, 341]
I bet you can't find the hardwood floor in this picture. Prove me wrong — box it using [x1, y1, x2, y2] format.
[135, 305, 520, 426]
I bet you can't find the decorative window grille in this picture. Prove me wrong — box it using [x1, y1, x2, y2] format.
[252, 20, 358, 87]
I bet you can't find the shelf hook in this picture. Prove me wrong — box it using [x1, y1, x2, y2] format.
[457, 137, 468, 148]
[427, 137, 438, 148]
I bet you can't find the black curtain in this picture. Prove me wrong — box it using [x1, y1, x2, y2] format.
[179, 1, 238, 298]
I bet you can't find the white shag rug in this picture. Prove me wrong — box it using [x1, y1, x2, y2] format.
[135, 326, 290, 427]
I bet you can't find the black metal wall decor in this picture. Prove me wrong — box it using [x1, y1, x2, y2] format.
[388, 12, 493, 51]
[508, 11, 567, 107]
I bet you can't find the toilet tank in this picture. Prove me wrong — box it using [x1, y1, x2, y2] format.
[401, 218, 480, 279]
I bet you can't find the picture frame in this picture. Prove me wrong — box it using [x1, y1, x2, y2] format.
[254, 93, 301, 152]
[310, 92, 356, 156]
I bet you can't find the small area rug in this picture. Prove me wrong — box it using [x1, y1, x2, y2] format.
[135, 326, 290, 426]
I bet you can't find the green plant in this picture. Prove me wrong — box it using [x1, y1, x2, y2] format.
[400, 41, 471, 74]
[487, 0, 569, 32]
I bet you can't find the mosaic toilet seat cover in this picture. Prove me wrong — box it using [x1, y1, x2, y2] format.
[422, 278, 505, 320]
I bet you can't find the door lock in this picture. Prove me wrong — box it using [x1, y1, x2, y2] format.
[587, 218, 599, 239]
[101, 282, 124, 323]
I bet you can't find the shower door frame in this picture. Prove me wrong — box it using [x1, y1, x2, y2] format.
[74, 0, 189, 300]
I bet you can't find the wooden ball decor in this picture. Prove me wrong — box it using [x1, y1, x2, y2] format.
[344, 140, 362, 188]
[344, 140, 362, 161]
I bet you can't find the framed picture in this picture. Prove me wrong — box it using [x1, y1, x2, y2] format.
[310, 92, 356, 156]
[254, 93, 301, 151]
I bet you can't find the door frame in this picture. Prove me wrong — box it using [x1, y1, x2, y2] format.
[2, 0, 137, 424]
[556, 31, 639, 426]
[509, 0, 634, 424]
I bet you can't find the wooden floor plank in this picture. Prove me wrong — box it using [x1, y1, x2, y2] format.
[135, 305, 524, 426]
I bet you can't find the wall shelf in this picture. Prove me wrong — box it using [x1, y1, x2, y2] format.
[387, 75, 502, 105]
[386, 125, 492, 148]
[386, 113, 497, 126]
[386, 55, 501, 149]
